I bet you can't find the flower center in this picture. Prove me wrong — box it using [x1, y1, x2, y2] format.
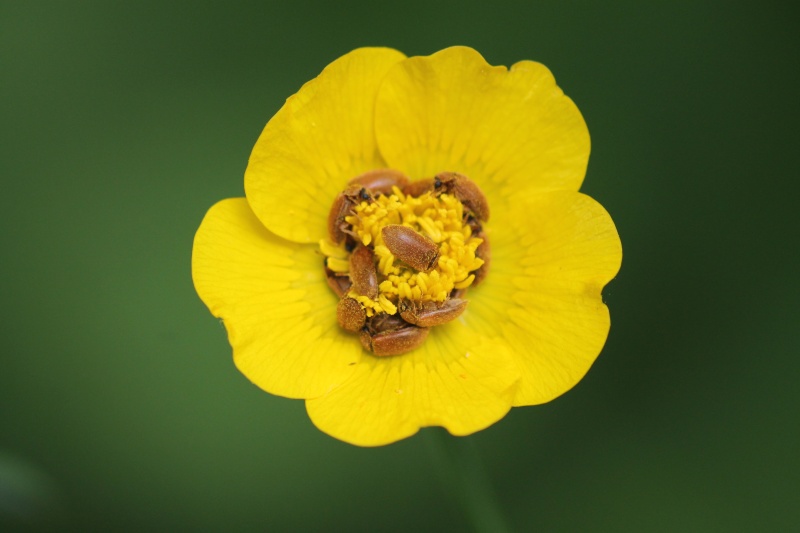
[321, 170, 490, 357]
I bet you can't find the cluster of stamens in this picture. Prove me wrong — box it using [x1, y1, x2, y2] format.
[322, 169, 490, 356]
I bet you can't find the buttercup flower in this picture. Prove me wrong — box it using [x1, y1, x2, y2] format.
[192, 47, 622, 446]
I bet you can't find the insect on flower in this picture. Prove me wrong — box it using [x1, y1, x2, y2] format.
[193, 46, 622, 446]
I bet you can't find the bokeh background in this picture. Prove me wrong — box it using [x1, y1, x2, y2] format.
[2, 1, 798, 531]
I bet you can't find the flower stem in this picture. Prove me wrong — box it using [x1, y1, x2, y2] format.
[424, 428, 513, 533]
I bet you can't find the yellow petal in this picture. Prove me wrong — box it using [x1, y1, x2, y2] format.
[305, 319, 519, 447]
[192, 198, 362, 399]
[466, 191, 621, 406]
[245, 47, 407, 243]
[375, 46, 589, 203]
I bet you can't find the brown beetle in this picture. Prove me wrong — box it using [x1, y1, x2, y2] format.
[337, 297, 366, 332]
[398, 298, 468, 327]
[381, 225, 439, 272]
[449, 288, 467, 300]
[402, 178, 435, 197]
[466, 216, 482, 237]
[434, 172, 490, 222]
[360, 323, 429, 356]
[324, 266, 352, 298]
[327, 184, 371, 244]
[349, 245, 379, 299]
[348, 169, 410, 196]
[364, 313, 408, 335]
[472, 232, 490, 287]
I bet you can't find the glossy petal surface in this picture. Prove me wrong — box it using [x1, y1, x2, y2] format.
[466, 191, 621, 405]
[192, 198, 360, 398]
[375, 46, 590, 205]
[194, 47, 622, 446]
[245, 47, 406, 243]
[306, 318, 518, 446]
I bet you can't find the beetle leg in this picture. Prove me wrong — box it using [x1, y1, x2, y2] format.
[365, 313, 407, 335]
[325, 267, 352, 298]
[466, 215, 482, 237]
[327, 193, 353, 244]
[327, 185, 373, 243]
[449, 288, 467, 299]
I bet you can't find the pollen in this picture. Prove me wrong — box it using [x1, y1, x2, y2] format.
[321, 171, 490, 356]
[345, 187, 483, 306]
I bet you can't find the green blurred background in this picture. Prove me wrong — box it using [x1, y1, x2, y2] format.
[1, 1, 798, 531]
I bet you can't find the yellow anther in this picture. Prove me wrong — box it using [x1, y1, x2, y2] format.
[326, 257, 350, 273]
[378, 294, 397, 315]
[416, 273, 428, 293]
[417, 217, 440, 241]
[454, 274, 476, 289]
[321, 188, 484, 315]
[319, 239, 349, 260]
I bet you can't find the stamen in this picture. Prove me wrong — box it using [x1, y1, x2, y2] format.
[345, 192, 483, 300]
[321, 171, 490, 356]
[325, 257, 350, 273]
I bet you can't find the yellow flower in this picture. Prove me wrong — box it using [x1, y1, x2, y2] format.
[192, 47, 622, 446]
